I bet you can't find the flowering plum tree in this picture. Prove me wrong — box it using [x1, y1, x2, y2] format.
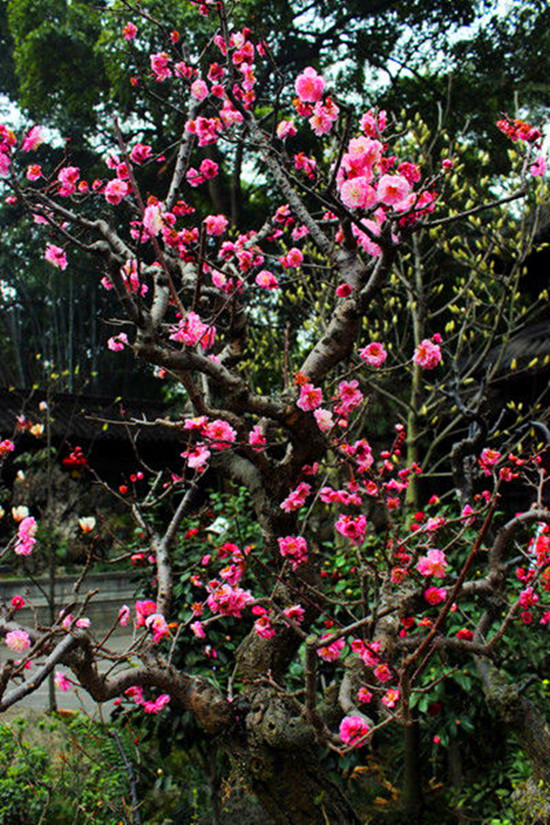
[0, 2, 549, 821]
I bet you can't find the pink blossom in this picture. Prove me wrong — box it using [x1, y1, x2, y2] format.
[276, 120, 297, 139]
[143, 202, 164, 236]
[359, 341, 387, 367]
[5, 629, 31, 652]
[15, 516, 37, 556]
[10, 595, 25, 610]
[107, 333, 128, 352]
[45, 244, 68, 271]
[297, 383, 323, 412]
[416, 549, 448, 578]
[339, 716, 370, 747]
[413, 338, 442, 369]
[295, 67, 325, 103]
[104, 178, 129, 204]
[142, 694, 170, 714]
[118, 605, 131, 626]
[278, 535, 308, 569]
[335, 379, 363, 416]
[280, 247, 304, 268]
[55, 671, 72, 692]
[191, 620, 206, 638]
[424, 586, 446, 605]
[376, 174, 412, 207]
[255, 270, 279, 289]
[335, 514, 367, 544]
[191, 78, 209, 100]
[357, 687, 373, 703]
[170, 311, 215, 350]
[254, 614, 276, 639]
[146, 613, 170, 643]
[202, 419, 237, 450]
[181, 443, 211, 471]
[317, 634, 345, 661]
[75, 617, 91, 629]
[374, 663, 392, 682]
[280, 482, 311, 512]
[21, 125, 46, 152]
[150, 52, 172, 81]
[0, 439, 14, 457]
[360, 109, 387, 136]
[381, 687, 400, 709]
[313, 408, 335, 433]
[204, 214, 228, 236]
[479, 448, 501, 475]
[309, 98, 339, 135]
[248, 425, 266, 449]
[206, 581, 253, 617]
[26, 164, 42, 181]
[530, 155, 547, 177]
[122, 22, 137, 41]
[340, 176, 375, 210]
[130, 143, 152, 164]
[282, 604, 305, 624]
[135, 599, 158, 627]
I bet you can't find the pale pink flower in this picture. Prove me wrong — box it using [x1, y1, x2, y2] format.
[21, 125, 46, 152]
[376, 173, 411, 207]
[359, 341, 387, 367]
[295, 67, 325, 103]
[191, 620, 206, 638]
[413, 338, 442, 369]
[276, 120, 297, 139]
[181, 443, 211, 471]
[75, 617, 91, 629]
[78, 516, 96, 533]
[416, 549, 448, 578]
[202, 419, 237, 450]
[339, 716, 370, 747]
[55, 671, 72, 692]
[314, 408, 335, 433]
[5, 629, 31, 652]
[118, 605, 131, 626]
[15, 516, 37, 556]
[297, 383, 323, 412]
[45, 244, 68, 271]
[142, 202, 164, 236]
[530, 155, 547, 177]
[191, 79, 209, 100]
[104, 178, 129, 204]
[340, 176, 375, 210]
[278, 535, 308, 569]
[309, 98, 339, 135]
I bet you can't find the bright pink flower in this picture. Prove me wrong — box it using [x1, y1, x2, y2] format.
[339, 716, 370, 747]
[146, 613, 170, 643]
[295, 67, 325, 103]
[416, 549, 448, 578]
[317, 633, 345, 661]
[181, 443, 211, 471]
[413, 338, 442, 369]
[248, 425, 266, 449]
[191, 620, 206, 638]
[530, 154, 547, 177]
[10, 595, 25, 610]
[254, 614, 276, 639]
[424, 586, 446, 605]
[45, 244, 68, 271]
[297, 383, 323, 411]
[282, 604, 305, 624]
[107, 333, 128, 351]
[104, 178, 129, 204]
[374, 663, 392, 682]
[204, 214, 228, 236]
[357, 687, 373, 703]
[280, 247, 304, 268]
[130, 143, 152, 164]
[309, 98, 339, 135]
[359, 341, 387, 367]
[206, 581, 253, 617]
[122, 22, 137, 41]
[278, 535, 308, 569]
[135, 599, 158, 627]
[335, 514, 367, 544]
[5, 629, 31, 652]
[191, 78, 209, 100]
[202, 419, 237, 450]
[26, 164, 42, 181]
[169, 311, 215, 350]
[277, 120, 297, 139]
[143, 694, 170, 714]
[150, 52, 172, 81]
[0, 439, 14, 457]
[280, 482, 311, 512]
[479, 448, 501, 475]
